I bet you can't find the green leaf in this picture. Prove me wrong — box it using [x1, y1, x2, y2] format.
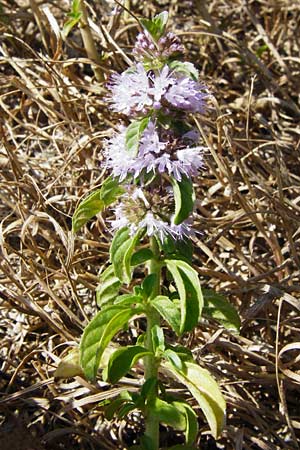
[151, 398, 186, 430]
[63, 0, 82, 38]
[165, 344, 193, 362]
[169, 446, 197, 450]
[71, 0, 81, 14]
[104, 345, 151, 384]
[173, 402, 199, 445]
[152, 295, 181, 335]
[131, 248, 154, 266]
[162, 236, 194, 263]
[96, 265, 121, 308]
[140, 11, 169, 41]
[172, 176, 195, 225]
[125, 117, 150, 157]
[104, 391, 139, 420]
[100, 176, 125, 205]
[113, 293, 143, 306]
[163, 348, 183, 371]
[169, 61, 199, 81]
[141, 377, 157, 400]
[203, 289, 241, 333]
[72, 190, 104, 233]
[105, 397, 128, 420]
[151, 325, 165, 353]
[63, 15, 82, 38]
[72, 177, 124, 232]
[80, 305, 142, 380]
[165, 260, 203, 333]
[142, 274, 157, 298]
[110, 227, 140, 284]
[163, 361, 226, 438]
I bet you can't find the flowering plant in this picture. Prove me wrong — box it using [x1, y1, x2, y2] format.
[57, 11, 240, 450]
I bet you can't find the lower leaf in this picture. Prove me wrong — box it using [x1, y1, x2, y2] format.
[80, 305, 143, 380]
[163, 361, 226, 438]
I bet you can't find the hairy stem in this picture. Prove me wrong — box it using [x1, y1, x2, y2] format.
[144, 237, 161, 449]
[78, 0, 104, 82]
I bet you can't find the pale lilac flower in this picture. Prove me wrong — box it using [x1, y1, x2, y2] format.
[108, 64, 209, 117]
[110, 188, 194, 242]
[170, 221, 195, 239]
[104, 121, 205, 181]
[165, 77, 208, 113]
[139, 121, 167, 155]
[150, 65, 174, 104]
[108, 64, 152, 115]
[104, 127, 135, 181]
[139, 212, 175, 242]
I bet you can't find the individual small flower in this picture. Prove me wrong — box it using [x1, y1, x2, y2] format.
[150, 65, 175, 106]
[103, 127, 134, 181]
[165, 77, 209, 113]
[107, 64, 152, 116]
[159, 32, 185, 58]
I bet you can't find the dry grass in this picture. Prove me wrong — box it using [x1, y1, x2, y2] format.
[0, 1, 300, 449]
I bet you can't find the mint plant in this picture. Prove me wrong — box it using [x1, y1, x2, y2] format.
[68, 11, 232, 450]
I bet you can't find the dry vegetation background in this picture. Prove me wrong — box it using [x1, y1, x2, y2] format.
[0, 0, 300, 449]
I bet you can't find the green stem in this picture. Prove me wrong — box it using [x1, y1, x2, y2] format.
[144, 237, 161, 449]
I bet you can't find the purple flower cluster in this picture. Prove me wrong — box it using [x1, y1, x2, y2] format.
[104, 121, 205, 182]
[108, 64, 208, 117]
[104, 20, 209, 242]
[133, 31, 185, 61]
[110, 188, 194, 242]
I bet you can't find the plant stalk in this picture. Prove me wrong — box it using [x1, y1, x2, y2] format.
[78, 0, 104, 83]
[144, 237, 161, 449]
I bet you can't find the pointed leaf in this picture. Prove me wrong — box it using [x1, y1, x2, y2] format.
[173, 402, 199, 445]
[142, 274, 157, 298]
[163, 349, 183, 371]
[72, 177, 124, 232]
[80, 305, 142, 380]
[63, 15, 82, 38]
[110, 227, 140, 284]
[100, 176, 125, 205]
[126, 117, 150, 157]
[172, 176, 195, 225]
[165, 259, 203, 333]
[131, 248, 154, 266]
[164, 361, 226, 438]
[140, 11, 169, 41]
[152, 295, 181, 335]
[96, 265, 121, 307]
[162, 236, 194, 263]
[151, 325, 165, 353]
[113, 293, 143, 306]
[151, 398, 186, 430]
[72, 190, 104, 233]
[203, 289, 241, 333]
[105, 345, 152, 384]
